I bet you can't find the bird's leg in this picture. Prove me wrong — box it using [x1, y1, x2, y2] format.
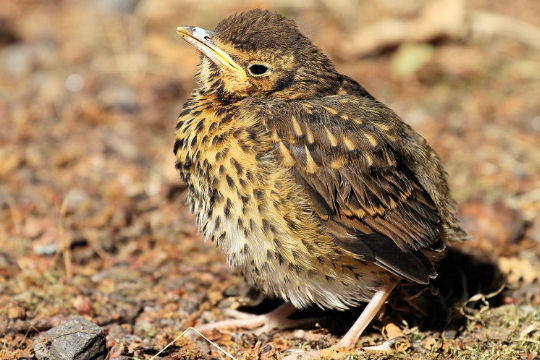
[284, 280, 398, 360]
[197, 302, 317, 334]
[335, 280, 398, 348]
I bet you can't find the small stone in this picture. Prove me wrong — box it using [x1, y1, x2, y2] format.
[442, 329, 457, 340]
[72, 296, 94, 315]
[106, 323, 128, 340]
[33, 317, 107, 360]
[33, 243, 58, 256]
[65, 73, 85, 93]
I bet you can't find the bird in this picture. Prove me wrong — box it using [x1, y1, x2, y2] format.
[174, 9, 466, 356]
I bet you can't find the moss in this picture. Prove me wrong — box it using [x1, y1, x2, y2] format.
[341, 305, 540, 360]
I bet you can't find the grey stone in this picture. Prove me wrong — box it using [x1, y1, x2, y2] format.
[34, 317, 107, 360]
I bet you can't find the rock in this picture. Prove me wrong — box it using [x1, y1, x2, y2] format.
[71, 296, 94, 316]
[443, 329, 457, 339]
[33, 317, 107, 360]
[32, 243, 58, 256]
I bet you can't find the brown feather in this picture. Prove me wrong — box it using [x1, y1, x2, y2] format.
[245, 96, 443, 282]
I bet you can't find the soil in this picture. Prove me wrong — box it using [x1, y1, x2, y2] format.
[1, 1, 539, 359]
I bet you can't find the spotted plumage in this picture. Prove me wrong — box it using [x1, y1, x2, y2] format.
[174, 9, 466, 350]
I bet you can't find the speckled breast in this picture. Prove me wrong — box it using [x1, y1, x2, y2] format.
[174, 93, 390, 310]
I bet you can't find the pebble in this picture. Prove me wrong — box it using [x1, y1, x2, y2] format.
[34, 317, 107, 360]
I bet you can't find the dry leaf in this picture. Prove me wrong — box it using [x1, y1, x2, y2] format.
[498, 257, 540, 285]
[382, 322, 404, 339]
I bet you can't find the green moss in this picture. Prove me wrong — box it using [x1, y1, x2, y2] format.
[342, 305, 540, 360]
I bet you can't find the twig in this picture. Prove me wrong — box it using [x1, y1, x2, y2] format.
[364, 336, 409, 352]
[59, 198, 71, 281]
[149, 327, 236, 360]
[459, 285, 505, 321]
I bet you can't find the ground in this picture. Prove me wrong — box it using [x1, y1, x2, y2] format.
[0, 0, 539, 359]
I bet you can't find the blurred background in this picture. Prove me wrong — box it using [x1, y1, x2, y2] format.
[1, 0, 539, 358]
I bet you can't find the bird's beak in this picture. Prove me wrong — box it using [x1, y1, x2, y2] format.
[176, 26, 247, 80]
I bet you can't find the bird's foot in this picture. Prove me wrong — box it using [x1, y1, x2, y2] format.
[283, 339, 403, 359]
[196, 302, 317, 335]
[283, 280, 399, 359]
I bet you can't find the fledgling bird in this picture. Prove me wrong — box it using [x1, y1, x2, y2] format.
[174, 9, 466, 354]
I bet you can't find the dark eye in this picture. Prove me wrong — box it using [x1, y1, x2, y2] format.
[248, 64, 270, 76]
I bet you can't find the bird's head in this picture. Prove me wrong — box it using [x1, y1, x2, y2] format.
[177, 9, 341, 103]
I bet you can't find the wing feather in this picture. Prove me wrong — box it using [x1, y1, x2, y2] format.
[259, 95, 442, 283]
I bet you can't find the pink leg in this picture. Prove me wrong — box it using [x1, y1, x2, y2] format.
[197, 303, 317, 334]
[284, 281, 399, 360]
[336, 280, 398, 348]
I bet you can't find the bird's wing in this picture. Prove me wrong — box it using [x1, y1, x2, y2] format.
[257, 95, 443, 284]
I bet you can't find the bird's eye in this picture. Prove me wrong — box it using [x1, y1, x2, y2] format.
[248, 64, 270, 76]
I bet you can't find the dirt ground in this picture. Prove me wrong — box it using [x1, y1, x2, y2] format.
[1, 0, 539, 359]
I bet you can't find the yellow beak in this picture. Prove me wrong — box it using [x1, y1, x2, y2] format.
[176, 26, 247, 81]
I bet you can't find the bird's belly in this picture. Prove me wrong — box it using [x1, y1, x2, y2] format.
[188, 184, 392, 311]
[176, 101, 392, 310]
